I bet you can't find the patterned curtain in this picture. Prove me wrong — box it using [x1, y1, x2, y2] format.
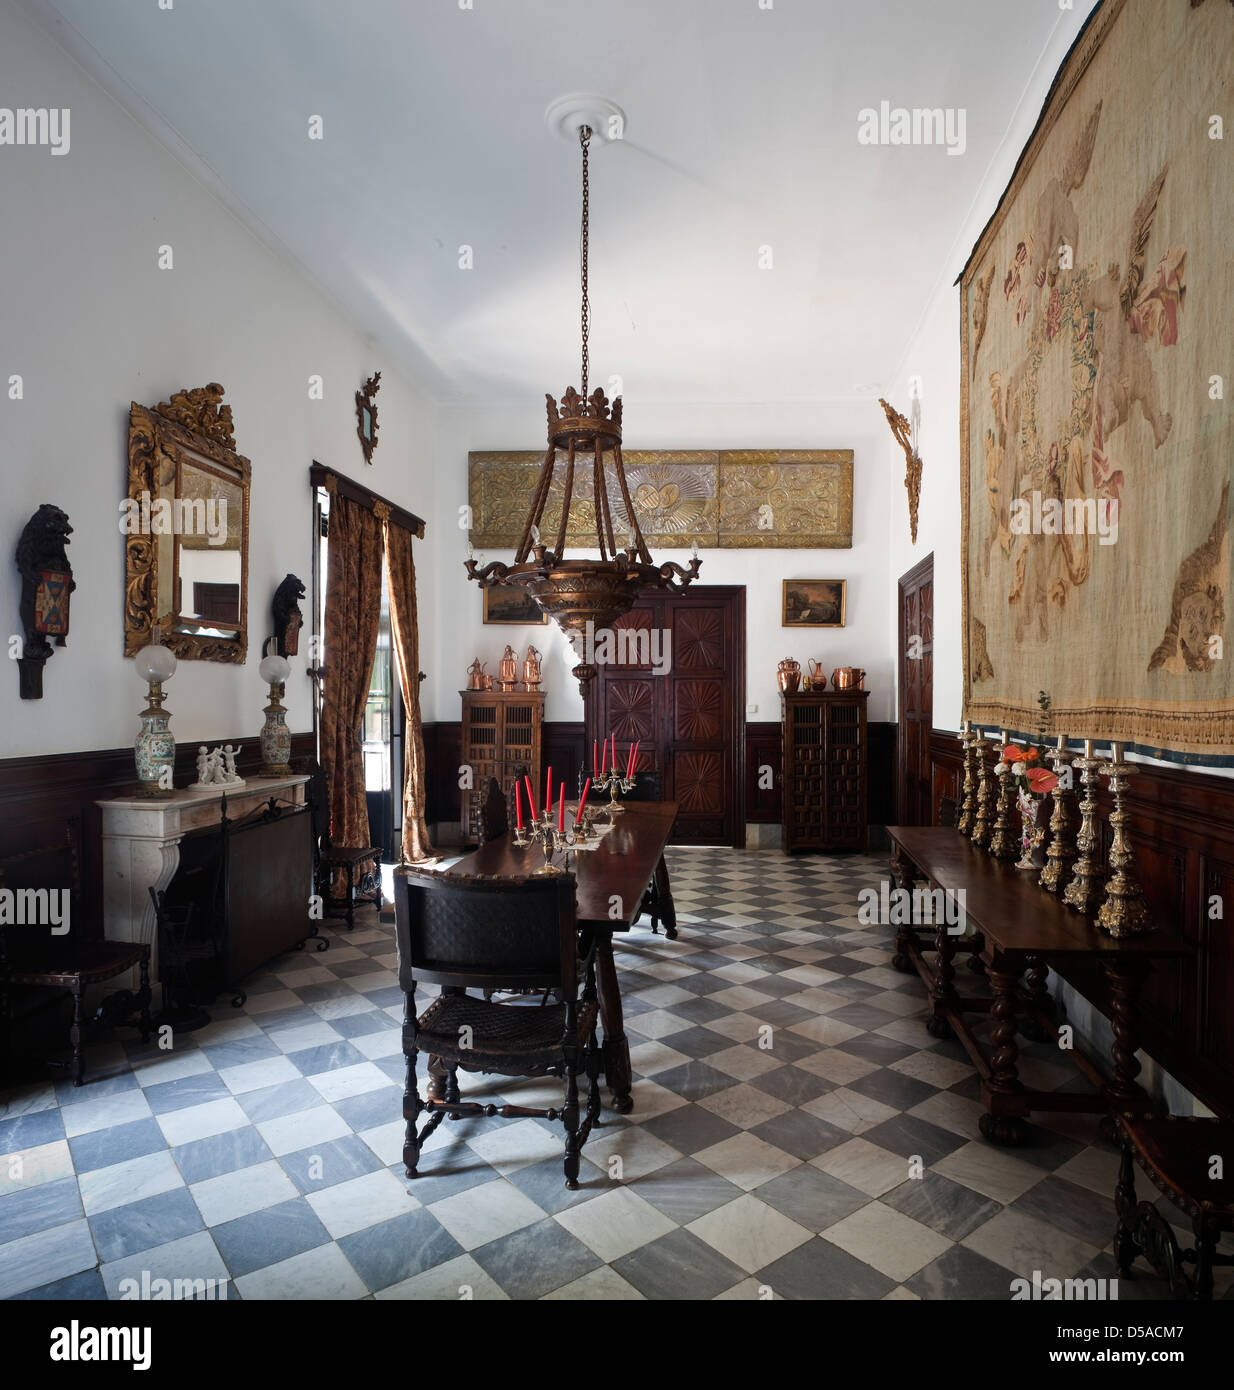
[320, 487, 383, 860]
[385, 519, 435, 863]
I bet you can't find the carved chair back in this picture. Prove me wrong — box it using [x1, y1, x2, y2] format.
[471, 776, 509, 847]
[622, 769, 662, 803]
[393, 869, 579, 999]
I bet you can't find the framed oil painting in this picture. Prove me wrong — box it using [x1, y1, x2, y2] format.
[783, 579, 846, 628]
[483, 584, 548, 625]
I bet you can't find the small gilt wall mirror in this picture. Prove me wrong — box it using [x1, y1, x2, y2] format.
[125, 384, 251, 663]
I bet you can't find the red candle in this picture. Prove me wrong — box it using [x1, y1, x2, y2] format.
[524, 773, 538, 821]
[628, 740, 640, 778]
[558, 786, 565, 832]
[546, 766, 552, 820]
[601, 738, 608, 775]
[576, 777, 591, 823]
[515, 781, 523, 830]
[611, 734, 617, 776]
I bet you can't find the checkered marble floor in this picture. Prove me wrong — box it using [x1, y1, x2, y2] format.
[2, 846, 1228, 1301]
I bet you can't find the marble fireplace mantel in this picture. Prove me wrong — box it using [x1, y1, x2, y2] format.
[98, 774, 310, 988]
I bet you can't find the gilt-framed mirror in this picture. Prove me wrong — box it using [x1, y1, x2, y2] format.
[125, 384, 251, 663]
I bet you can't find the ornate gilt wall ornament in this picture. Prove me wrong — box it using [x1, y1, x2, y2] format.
[125, 385, 251, 664]
[467, 449, 854, 550]
[154, 383, 235, 449]
[356, 372, 381, 465]
[879, 397, 922, 545]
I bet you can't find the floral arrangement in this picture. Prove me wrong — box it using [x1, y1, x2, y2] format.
[996, 691, 1058, 867]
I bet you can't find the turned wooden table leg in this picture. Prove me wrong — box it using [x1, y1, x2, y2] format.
[927, 918, 958, 1040]
[1101, 957, 1150, 1116]
[595, 931, 633, 1113]
[1019, 951, 1052, 1042]
[979, 951, 1028, 1146]
[890, 847, 916, 973]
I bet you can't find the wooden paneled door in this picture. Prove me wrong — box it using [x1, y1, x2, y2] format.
[897, 554, 934, 825]
[585, 586, 746, 847]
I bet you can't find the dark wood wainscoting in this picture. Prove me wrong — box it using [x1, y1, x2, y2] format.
[425, 721, 586, 831]
[927, 729, 1234, 1117]
[432, 715, 899, 844]
[745, 719, 896, 832]
[0, 733, 315, 936]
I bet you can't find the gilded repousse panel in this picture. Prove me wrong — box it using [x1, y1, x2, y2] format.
[468, 449, 852, 550]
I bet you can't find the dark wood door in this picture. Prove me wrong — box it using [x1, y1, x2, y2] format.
[897, 554, 934, 825]
[585, 586, 745, 847]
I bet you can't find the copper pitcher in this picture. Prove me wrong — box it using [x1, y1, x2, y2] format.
[522, 645, 542, 690]
[777, 658, 801, 694]
[466, 658, 486, 691]
[497, 645, 518, 692]
[830, 667, 866, 690]
[808, 659, 826, 690]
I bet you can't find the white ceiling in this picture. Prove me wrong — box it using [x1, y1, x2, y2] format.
[25, 0, 1087, 405]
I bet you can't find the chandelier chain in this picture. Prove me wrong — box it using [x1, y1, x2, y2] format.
[579, 124, 591, 400]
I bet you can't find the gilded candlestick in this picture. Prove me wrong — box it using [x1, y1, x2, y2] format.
[1095, 744, 1152, 937]
[956, 728, 978, 837]
[971, 731, 996, 848]
[989, 732, 1020, 860]
[1038, 738, 1078, 894]
[1061, 746, 1106, 914]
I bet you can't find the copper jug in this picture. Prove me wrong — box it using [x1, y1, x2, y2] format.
[522, 645, 542, 690]
[808, 660, 826, 690]
[777, 658, 801, 694]
[466, 658, 486, 691]
[830, 667, 866, 690]
[498, 645, 518, 692]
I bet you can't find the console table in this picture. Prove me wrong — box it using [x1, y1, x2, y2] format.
[97, 774, 310, 990]
[886, 825, 1191, 1146]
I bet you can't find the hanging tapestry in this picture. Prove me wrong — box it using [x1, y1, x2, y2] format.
[961, 0, 1234, 758]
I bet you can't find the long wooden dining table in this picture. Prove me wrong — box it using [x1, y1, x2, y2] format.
[442, 799, 680, 1113]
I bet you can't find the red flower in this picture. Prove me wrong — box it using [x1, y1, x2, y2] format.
[1003, 746, 1026, 763]
[1026, 766, 1058, 795]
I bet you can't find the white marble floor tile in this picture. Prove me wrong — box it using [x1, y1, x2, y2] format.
[190, 1160, 299, 1226]
[553, 1186, 676, 1263]
[687, 1193, 812, 1273]
[306, 1169, 421, 1238]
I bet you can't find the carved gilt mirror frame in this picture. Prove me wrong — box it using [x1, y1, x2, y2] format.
[125, 384, 251, 663]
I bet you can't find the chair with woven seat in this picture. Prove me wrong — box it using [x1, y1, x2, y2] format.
[469, 776, 509, 848]
[1114, 1113, 1234, 1299]
[393, 867, 601, 1189]
[302, 759, 382, 930]
[1, 830, 151, 1087]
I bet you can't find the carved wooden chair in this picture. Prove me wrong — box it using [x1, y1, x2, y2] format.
[622, 770, 679, 940]
[393, 867, 601, 1189]
[1114, 1114, 1234, 1300]
[470, 776, 509, 847]
[303, 759, 382, 930]
[0, 827, 151, 1087]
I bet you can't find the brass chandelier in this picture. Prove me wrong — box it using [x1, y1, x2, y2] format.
[465, 123, 700, 692]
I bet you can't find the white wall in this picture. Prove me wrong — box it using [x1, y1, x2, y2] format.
[432, 400, 895, 727]
[0, 0, 439, 759]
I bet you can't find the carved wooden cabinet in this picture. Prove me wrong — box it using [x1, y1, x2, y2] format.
[780, 690, 869, 854]
[460, 689, 544, 844]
